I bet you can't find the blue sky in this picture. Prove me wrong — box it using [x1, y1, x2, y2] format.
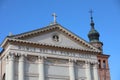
[0, 0, 120, 80]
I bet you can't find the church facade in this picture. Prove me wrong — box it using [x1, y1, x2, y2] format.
[0, 15, 110, 80]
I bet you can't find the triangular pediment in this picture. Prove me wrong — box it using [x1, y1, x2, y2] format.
[2, 24, 101, 53]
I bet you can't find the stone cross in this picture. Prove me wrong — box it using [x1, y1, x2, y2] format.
[52, 13, 57, 24]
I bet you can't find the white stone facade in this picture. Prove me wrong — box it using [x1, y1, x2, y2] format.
[3, 45, 99, 80]
[0, 24, 100, 80]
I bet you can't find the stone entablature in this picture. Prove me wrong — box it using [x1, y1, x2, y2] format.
[3, 45, 98, 64]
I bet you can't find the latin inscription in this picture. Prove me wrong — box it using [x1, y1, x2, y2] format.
[17, 46, 97, 61]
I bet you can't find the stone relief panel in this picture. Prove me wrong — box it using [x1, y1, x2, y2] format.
[45, 63, 69, 77]
[75, 61, 86, 79]
[45, 58, 69, 79]
[76, 61, 85, 69]
[25, 62, 39, 74]
[26, 55, 38, 63]
[14, 56, 19, 62]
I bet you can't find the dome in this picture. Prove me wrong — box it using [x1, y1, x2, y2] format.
[88, 17, 100, 42]
[88, 28, 100, 42]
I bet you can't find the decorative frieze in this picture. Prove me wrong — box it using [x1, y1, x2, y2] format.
[27, 56, 38, 62]
[76, 61, 85, 68]
[17, 46, 92, 57]
[15, 46, 98, 63]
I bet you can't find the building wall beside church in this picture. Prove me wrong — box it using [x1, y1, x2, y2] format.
[97, 54, 111, 80]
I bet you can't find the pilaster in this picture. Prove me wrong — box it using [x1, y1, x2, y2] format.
[38, 56, 45, 80]
[93, 63, 99, 80]
[8, 53, 15, 80]
[5, 57, 9, 80]
[69, 59, 75, 80]
[85, 62, 91, 80]
[18, 54, 25, 80]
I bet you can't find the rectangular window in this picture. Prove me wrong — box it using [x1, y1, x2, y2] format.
[103, 60, 106, 69]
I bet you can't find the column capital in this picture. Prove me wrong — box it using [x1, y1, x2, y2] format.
[38, 56, 46, 63]
[5, 56, 8, 61]
[85, 60, 91, 64]
[93, 63, 98, 69]
[85, 61, 91, 68]
[69, 58, 77, 62]
[8, 53, 15, 61]
[19, 54, 25, 62]
[69, 58, 75, 67]
[17, 53, 27, 57]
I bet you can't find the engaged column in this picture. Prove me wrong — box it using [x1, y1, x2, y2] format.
[18, 54, 25, 80]
[38, 56, 45, 80]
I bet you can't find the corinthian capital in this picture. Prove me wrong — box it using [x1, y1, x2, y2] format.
[93, 63, 98, 69]
[19, 54, 25, 62]
[8, 53, 15, 61]
[85, 61, 91, 68]
[38, 56, 46, 63]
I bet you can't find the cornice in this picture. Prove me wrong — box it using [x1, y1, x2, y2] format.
[2, 38, 101, 54]
[97, 54, 110, 58]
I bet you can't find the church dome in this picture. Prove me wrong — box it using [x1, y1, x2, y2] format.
[88, 17, 100, 42]
[88, 28, 100, 42]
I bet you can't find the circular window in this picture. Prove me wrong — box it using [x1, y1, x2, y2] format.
[52, 35, 59, 42]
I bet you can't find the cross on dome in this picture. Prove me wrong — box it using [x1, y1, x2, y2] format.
[89, 9, 93, 18]
[89, 9, 95, 29]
